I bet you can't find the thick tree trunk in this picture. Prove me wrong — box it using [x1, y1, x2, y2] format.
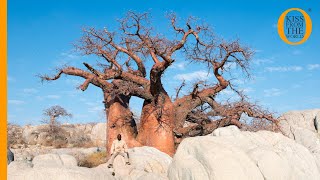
[136, 93, 175, 156]
[104, 92, 141, 154]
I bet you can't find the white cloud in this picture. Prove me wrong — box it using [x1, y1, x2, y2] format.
[231, 79, 245, 85]
[8, 100, 25, 105]
[61, 52, 80, 60]
[65, 79, 83, 86]
[241, 87, 254, 93]
[253, 58, 273, 65]
[79, 98, 87, 102]
[307, 64, 320, 70]
[174, 70, 212, 81]
[73, 114, 89, 119]
[88, 106, 103, 113]
[292, 50, 302, 55]
[264, 88, 283, 97]
[169, 62, 187, 70]
[23, 88, 38, 94]
[46, 95, 61, 99]
[272, 23, 277, 29]
[35, 96, 44, 101]
[265, 66, 303, 72]
[61, 90, 83, 97]
[85, 102, 99, 106]
[7, 76, 16, 82]
[219, 87, 254, 97]
[53, 51, 81, 66]
[8, 114, 16, 118]
[36, 95, 61, 100]
[219, 89, 235, 96]
[292, 84, 301, 88]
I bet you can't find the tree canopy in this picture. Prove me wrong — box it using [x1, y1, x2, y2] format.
[40, 12, 278, 156]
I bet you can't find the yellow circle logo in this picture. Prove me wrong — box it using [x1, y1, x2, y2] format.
[277, 8, 312, 45]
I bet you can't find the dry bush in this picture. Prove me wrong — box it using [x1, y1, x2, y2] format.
[78, 151, 107, 168]
[37, 125, 69, 147]
[240, 116, 279, 132]
[52, 138, 68, 148]
[68, 134, 93, 148]
[7, 123, 25, 147]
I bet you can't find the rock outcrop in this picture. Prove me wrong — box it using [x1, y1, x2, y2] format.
[9, 123, 107, 148]
[8, 109, 320, 180]
[278, 109, 320, 172]
[106, 146, 171, 179]
[168, 126, 320, 180]
[32, 154, 78, 168]
[8, 158, 115, 180]
[90, 123, 107, 147]
[8, 146, 171, 180]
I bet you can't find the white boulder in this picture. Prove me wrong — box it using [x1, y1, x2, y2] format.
[278, 109, 320, 171]
[107, 146, 171, 180]
[8, 146, 171, 180]
[90, 123, 106, 147]
[8, 164, 115, 180]
[32, 153, 77, 168]
[168, 126, 320, 180]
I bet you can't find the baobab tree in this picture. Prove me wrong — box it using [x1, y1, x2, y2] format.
[40, 12, 278, 156]
[42, 105, 72, 132]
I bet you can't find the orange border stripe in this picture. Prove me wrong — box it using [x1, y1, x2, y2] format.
[0, 0, 7, 179]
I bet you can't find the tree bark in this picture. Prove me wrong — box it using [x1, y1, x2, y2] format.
[49, 116, 56, 133]
[104, 92, 141, 154]
[136, 92, 175, 156]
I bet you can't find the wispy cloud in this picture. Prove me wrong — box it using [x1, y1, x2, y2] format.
[230, 79, 245, 85]
[272, 23, 277, 29]
[307, 64, 320, 70]
[79, 98, 87, 102]
[85, 102, 96, 106]
[61, 52, 80, 60]
[53, 51, 81, 66]
[264, 88, 283, 97]
[292, 84, 301, 89]
[253, 58, 273, 65]
[37, 94, 61, 100]
[265, 66, 303, 72]
[65, 79, 83, 86]
[265, 64, 320, 72]
[61, 90, 83, 97]
[174, 70, 212, 81]
[219, 89, 235, 96]
[241, 87, 254, 93]
[169, 62, 187, 70]
[7, 76, 16, 82]
[8, 100, 25, 105]
[23, 88, 38, 94]
[292, 50, 302, 55]
[46, 95, 61, 99]
[88, 106, 103, 113]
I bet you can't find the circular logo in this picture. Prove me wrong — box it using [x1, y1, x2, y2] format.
[277, 8, 312, 45]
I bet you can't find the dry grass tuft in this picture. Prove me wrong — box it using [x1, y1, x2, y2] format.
[78, 151, 107, 168]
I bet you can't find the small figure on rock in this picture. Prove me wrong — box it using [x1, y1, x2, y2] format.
[108, 134, 130, 172]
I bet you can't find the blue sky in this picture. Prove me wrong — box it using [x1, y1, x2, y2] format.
[8, 0, 320, 125]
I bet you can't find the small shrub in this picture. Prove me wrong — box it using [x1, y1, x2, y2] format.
[78, 151, 107, 168]
[240, 116, 278, 132]
[68, 134, 93, 148]
[7, 123, 25, 147]
[38, 125, 69, 147]
[52, 139, 67, 148]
